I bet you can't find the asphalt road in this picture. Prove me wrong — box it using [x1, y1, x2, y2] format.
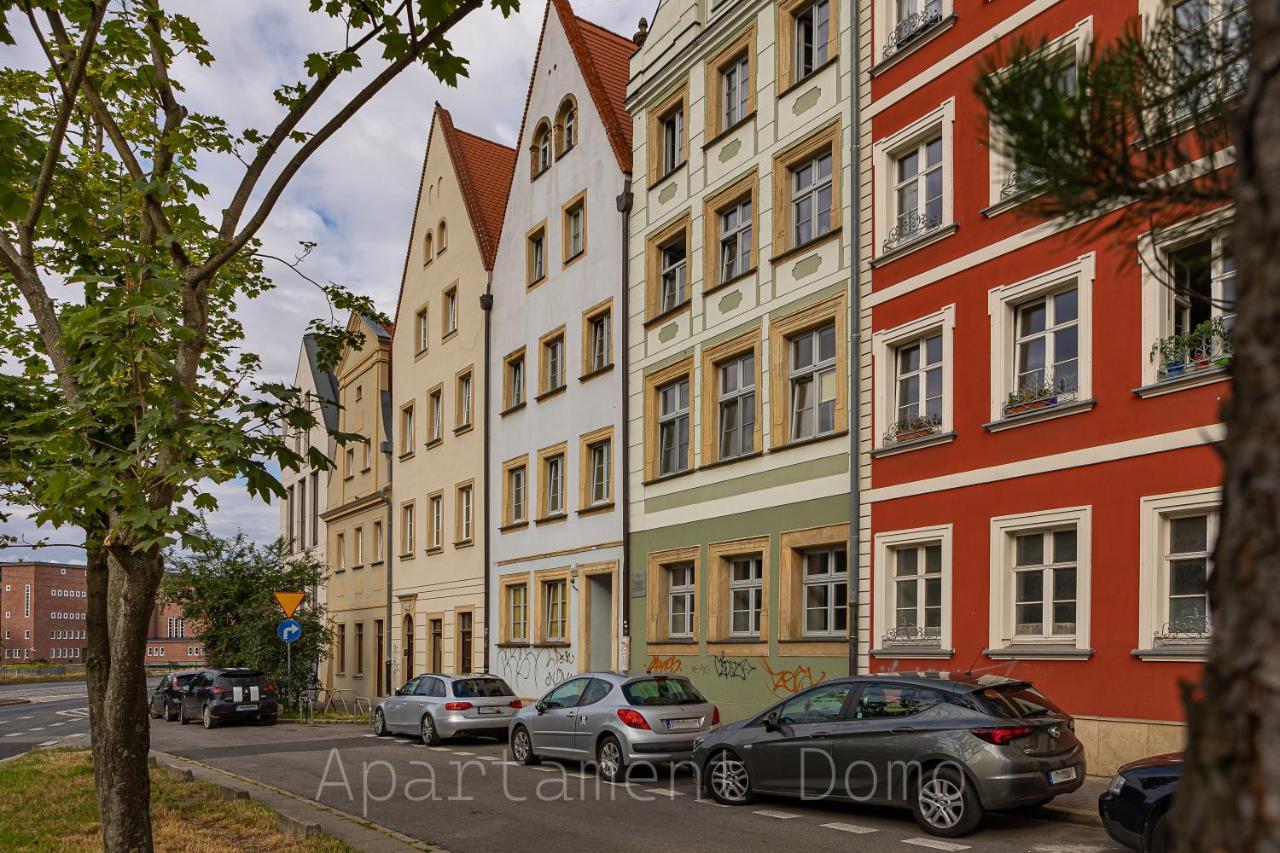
[150, 719, 1127, 853]
[0, 687, 92, 760]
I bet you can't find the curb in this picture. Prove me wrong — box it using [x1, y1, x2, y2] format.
[1035, 804, 1103, 828]
[278, 717, 367, 726]
[0, 698, 32, 707]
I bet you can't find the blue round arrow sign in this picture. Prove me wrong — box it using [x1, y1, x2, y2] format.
[277, 618, 302, 644]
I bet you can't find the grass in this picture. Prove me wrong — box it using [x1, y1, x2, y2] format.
[0, 673, 75, 687]
[279, 707, 364, 723]
[0, 666, 181, 687]
[0, 749, 351, 852]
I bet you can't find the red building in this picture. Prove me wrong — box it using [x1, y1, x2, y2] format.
[863, 0, 1230, 775]
[144, 600, 206, 665]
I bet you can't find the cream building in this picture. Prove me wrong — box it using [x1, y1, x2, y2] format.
[390, 105, 515, 684]
[321, 314, 394, 703]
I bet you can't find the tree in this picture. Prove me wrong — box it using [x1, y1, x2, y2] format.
[979, 2, 1279, 849]
[0, 1, 516, 849]
[164, 530, 331, 707]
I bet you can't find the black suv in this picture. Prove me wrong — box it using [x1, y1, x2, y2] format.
[149, 671, 199, 722]
[179, 668, 278, 728]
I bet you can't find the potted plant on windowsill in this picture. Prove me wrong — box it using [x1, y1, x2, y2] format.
[1187, 317, 1230, 372]
[892, 413, 941, 443]
[1150, 333, 1189, 379]
[1004, 382, 1057, 416]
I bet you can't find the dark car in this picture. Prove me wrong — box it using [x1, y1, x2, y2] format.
[1098, 753, 1181, 853]
[178, 668, 278, 728]
[148, 671, 198, 722]
[692, 672, 1085, 838]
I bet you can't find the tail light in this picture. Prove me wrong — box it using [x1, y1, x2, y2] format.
[262, 683, 275, 694]
[711, 706, 720, 726]
[508, 699, 523, 709]
[209, 686, 225, 698]
[444, 701, 473, 711]
[616, 708, 651, 730]
[971, 726, 1033, 745]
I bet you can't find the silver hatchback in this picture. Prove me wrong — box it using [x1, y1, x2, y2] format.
[374, 673, 521, 745]
[508, 673, 719, 782]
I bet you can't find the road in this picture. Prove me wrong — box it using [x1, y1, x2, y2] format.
[150, 719, 1126, 853]
[0, 682, 93, 760]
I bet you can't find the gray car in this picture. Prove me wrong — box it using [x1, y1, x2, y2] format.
[692, 672, 1085, 838]
[373, 673, 521, 745]
[508, 673, 719, 782]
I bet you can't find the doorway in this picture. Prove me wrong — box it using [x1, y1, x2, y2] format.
[402, 614, 414, 680]
[430, 618, 443, 673]
[587, 572, 613, 671]
[374, 619, 384, 696]
[458, 611, 473, 673]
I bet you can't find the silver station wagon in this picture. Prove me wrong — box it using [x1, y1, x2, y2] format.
[374, 673, 522, 745]
[508, 672, 719, 782]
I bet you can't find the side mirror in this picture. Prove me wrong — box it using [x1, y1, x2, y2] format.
[535, 700, 547, 715]
[764, 711, 780, 732]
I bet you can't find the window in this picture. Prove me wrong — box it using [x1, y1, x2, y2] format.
[503, 456, 528, 527]
[773, 121, 843, 255]
[582, 299, 612, 375]
[645, 214, 692, 321]
[505, 580, 529, 643]
[704, 171, 759, 289]
[354, 384, 363, 402]
[803, 547, 848, 637]
[891, 136, 943, 250]
[336, 533, 346, 569]
[660, 105, 685, 176]
[579, 426, 614, 510]
[437, 220, 447, 254]
[1168, 0, 1246, 119]
[1160, 513, 1215, 639]
[789, 323, 837, 441]
[443, 286, 458, 338]
[505, 349, 526, 410]
[874, 99, 955, 259]
[717, 352, 756, 460]
[399, 404, 415, 455]
[891, 333, 943, 441]
[428, 386, 443, 444]
[345, 446, 355, 476]
[456, 483, 474, 543]
[995, 54, 1079, 202]
[355, 623, 364, 675]
[531, 120, 551, 177]
[721, 55, 751, 128]
[353, 525, 364, 565]
[728, 556, 763, 637]
[428, 492, 444, 551]
[780, 682, 852, 724]
[563, 192, 586, 264]
[543, 578, 567, 642]
[401, 503, 415, 554]
[458, 611, 473, 671]
[706, 28, 756, 140]
[658, 378, 690, 476]
[539, 328, 566, 396]
[892, 542, 943, 643]
[527, 223, 547, 286]
[884, 0, 943, 59]
[456, 369, 473, 429]
[667, 563, 696, 639]
[792, 154, 834, 248]
[660, 235, 688, 314]
[873, 307, 957, 449]
[989, 506, 1092, 652]
[538, 445, 566, 519]
[415, 306, 429, 354]
[373, 520, 383, 562]
[647, 86, 688, 185]
[423, 231, 434, 265]
[794, 0, 830, 78]
[556, 97, 577, 155]
[1138, 488, 1220, 655]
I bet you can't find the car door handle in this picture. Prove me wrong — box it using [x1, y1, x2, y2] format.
[809, 731, 833, 739]
[567, 711, 577, 717]
[891, 727, 916, 734]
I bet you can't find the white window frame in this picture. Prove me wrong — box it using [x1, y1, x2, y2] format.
[1137, 487, 1221, 658]
[989, 505, 1093, 654]
[873, 524, 953, 655]
[722, 54, 750, 126]
[987, 254, 1096, 426]
[567, 203, 585, 259]
[667, 563, 696, 639]
[788, 323, 838, 441]
[718, 352, 757, 460]
[509, 466, 527, 523]
[873, 0, 955, 64]
[401, 504, 415, 554]
[544, 457, 564, 516]
[872, 99, 955, 260]
[658, 377, 691, 476]
[588, 440, 611, 507]
[728, 555, 763, 638]
[544, 579, 567, 642]
[794, 0, 831, 78]
[802, 546, 848, 638]
[872, 305, 955, 451]
[719, 198, 753, 283]
[446, 289, 458, 335]
[660, 105, 685, 176]
[508, 582, 528, 643]
[429, 495, 443, 550]
[589, 311, 611, 372]
[660, 236, 688, 313]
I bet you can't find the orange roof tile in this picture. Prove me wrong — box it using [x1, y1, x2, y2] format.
[560, 1, 635, 171]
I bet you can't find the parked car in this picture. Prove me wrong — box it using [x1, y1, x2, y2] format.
[178, 668, 278, 728]
[508, 673, 719, 783]
[691, 672, 1084, 838]
[148, 671, 198, 722]
[1098, 753, 1181, 853]
[374, 673, 521, 745]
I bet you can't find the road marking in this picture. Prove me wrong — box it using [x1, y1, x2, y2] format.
[752, 809, 801, 819]
[644, 788, 685, 797]
[27, 727, 43, 732]
[3, 733, 20, 737]
[821, 822, 878, 834]
[696, 798, 730, 807]
[17, 716, 32, 721]
[528, 766, 557, 772]
[902, 839, 970, 851]
[479, 755, 503, 762]
[362, 733, 376, 738]
[48, 722, 65, 727]
[37, 740, 59, 747]
[452, 751, 474, 756]
[428, 747, 451, 752]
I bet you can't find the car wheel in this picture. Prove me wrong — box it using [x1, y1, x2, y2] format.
[706, 749, 754, 805]
[420, 714, 441, 746]
[201, 704, 217, 730]
[148, 702, 160, 720]
[373, 709, 389, 737]
[179, 704, 189, 725]
[164, 702, 178, 722]
[1148, 810, 1172, 853]
[912, 766, 982, 837]
[510, 726, 540, 765]
[596, 735, 626, 783]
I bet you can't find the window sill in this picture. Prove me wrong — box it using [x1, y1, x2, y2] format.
[361, 466, 371, 474]
[577, 501, 615, 517]
[984, 645, 1093, 660]
[397, 450, 415, 461]
[579, 363, 614, 383]
[453, 423, 474, 436]
[532, 166, 550, 182]
[536, 385, 567, 403]
[535, 513, 567, 526]
[703, 268, 757, 298]
[644, 299, 692, 330]
[770, 227, 841, 267]
[562, 250, 585, 270]
[648, 161, 687, 192]
[527, 275, 547, 292]
[442, 330, 458, 344]
[496, 642, 531, 649]
[499, 521, 529, 533]
[871, 15, 957, 76]
[1133, 366, 1229, 399]
[870, 646, 955, 659]
[424, 437, 443, 450]
[872, 223, 958, 268]
[333, 567, 346, 574]
[424, 546, 443, 556]
[533, 641, 572, 649]
[397, 553, 414, 561]
[453, 539, 475, 549]
[370, 559, 384, 567]
[979, 185, 1043, 219]
[701, 449, 764, 471]
[872, 430, 956, 458]
[772, 429, 849, 455]
[1132, 645, 1209, 661]
[983, 399, 1095, 433]
[414, 348, 429, 362]
[643, 466, 696, 487]
[350, 563, 364, 571]
[501, 402, 527, 417]
[778, 57, 840, 99]
[650, 638, 697, 646]
[703, 111, 758, 151]
[343, 475, 354, 482]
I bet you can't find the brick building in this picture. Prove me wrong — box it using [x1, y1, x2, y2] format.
[143, 600, 206, 664]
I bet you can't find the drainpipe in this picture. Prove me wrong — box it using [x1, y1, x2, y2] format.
[381, 442, 394, 697]
[848, 1, 864, 679]
[616, 178, 634, 672]
[480, 273, 494, 673]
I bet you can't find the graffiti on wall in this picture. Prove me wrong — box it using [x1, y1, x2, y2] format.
[762, 660, 825, 696]
[645, 654, 683, 674]
[713, 655, 757, 681]
[496, 645, 576, 690]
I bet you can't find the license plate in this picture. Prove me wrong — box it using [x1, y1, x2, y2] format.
[477, 707, 501, 715]
[665, 718, 700, 731]
[239, 703, 258, 712]
[1049, 766, 1077, 785]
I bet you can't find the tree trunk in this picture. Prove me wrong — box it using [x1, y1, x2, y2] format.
[85, 539, 165, 853]
[1175, 3, 1280, 850]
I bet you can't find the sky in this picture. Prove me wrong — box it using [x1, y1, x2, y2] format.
[0, 0, 651, 566]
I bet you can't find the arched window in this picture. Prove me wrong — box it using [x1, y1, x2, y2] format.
[555, 96, 578, 157]
[423, 230, 434, 265]
[437, 220, 448, 255]
[531, 119, 552, 178]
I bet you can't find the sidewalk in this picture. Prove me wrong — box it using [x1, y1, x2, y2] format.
[1037, 775, 1105, 827]
[151, 749, 443, 853]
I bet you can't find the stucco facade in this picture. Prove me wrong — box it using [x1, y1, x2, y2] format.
[486, 0, 633, 699]
[625, 0, 862, 724]
[390, 105, 514, 685]
[321, 315, 394, 703]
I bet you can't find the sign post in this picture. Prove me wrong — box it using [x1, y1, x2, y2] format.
[274, 592, 304, 706]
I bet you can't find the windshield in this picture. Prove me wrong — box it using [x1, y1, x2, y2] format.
[452, 678, 513, 698]
[174, 674, 195, 687]
[622, 678, 706, 706]
[976, 684, 1065, 719]
[216, 671, 264, 687]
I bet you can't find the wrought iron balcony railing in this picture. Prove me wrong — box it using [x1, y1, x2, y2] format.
[1002, 369, 1080, 418]
[882, 209, 943, 254]
[1153, 621, 1211, 646]
[883, 413, 943, 445]
[881, 625, 943, 647]
[882, 7, 944, 59]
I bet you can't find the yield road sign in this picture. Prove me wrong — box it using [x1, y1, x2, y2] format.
[274, 591, 304, 619]
[277, 619, 302, 644]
